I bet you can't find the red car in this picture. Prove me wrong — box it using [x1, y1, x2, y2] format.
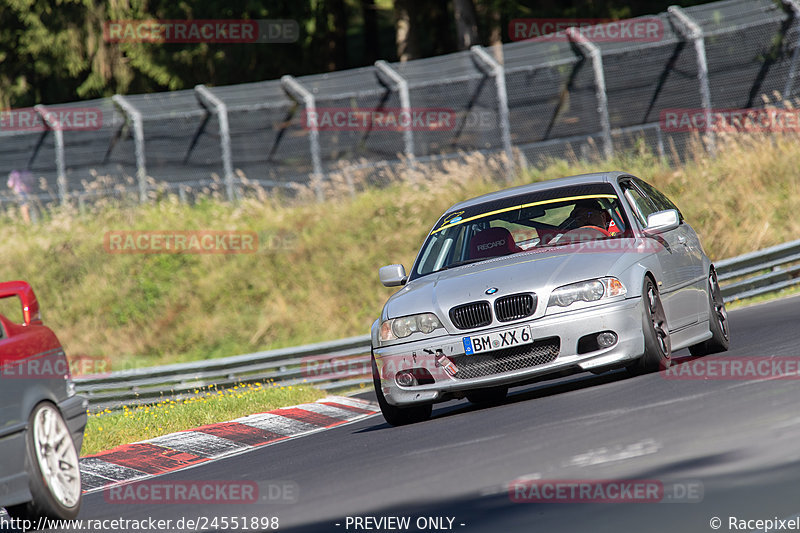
[0, 281, 87, 520]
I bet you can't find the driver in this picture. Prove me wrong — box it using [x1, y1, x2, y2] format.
[569, 199, 609, 230]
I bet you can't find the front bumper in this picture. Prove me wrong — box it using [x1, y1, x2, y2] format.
[373, 296, 645, 406]
[59, 394, 88, 453]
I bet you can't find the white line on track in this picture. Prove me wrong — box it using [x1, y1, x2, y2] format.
[403, 435, 503, 456]
[564, 438, 661, 467]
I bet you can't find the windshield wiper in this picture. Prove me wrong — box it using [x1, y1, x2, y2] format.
[435, 257, 488, 273]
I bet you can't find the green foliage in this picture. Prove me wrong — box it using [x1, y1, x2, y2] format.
[0, 0, 717, 108]
[0, 0, 323, 107]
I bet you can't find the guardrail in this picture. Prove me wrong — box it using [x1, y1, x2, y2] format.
[75, 335, 373, 412]
[75, 239, 800, 411]
[716, 238, 800, 301]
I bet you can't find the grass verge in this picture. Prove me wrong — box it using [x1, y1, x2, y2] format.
[81, 382, 325, 456]
[726, 282, 800, 311]
[0, 131, 798, 369]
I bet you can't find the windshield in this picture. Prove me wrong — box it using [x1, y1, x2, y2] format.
[410, 183, 630, 279]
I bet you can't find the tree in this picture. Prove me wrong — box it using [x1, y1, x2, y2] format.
[453, 0, 478, 50]
[394, 0, 417, 61]
[360, 0, 380, 63]
[0, 0, 319, 107]
[328, 0, 349, 70]
[0, 0, 721, 108]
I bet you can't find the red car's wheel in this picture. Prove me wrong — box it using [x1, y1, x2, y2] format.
[6, 402, 82, 520]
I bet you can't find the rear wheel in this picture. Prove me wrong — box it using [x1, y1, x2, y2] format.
[689, 269, 730, 356]
[371, 355, 432, 426]
[6, 402, 81, 520]
[466, 386, 508, 405]
[627, 278, 671, 376]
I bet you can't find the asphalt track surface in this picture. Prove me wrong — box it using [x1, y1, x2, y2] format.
[79, 295, 800, 533]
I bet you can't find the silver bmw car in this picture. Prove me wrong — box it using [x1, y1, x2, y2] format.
[371, 172, 729, 425]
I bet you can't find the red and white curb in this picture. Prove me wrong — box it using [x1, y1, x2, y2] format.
[79, 396, 379, 494]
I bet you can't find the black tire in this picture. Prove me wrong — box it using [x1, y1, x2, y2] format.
[627, 277, 671, 376]
[689, 269, 730, 356]
[6, 402, 82, 521]
[466, 386, 508, 405]
[371, 355, 432, 426]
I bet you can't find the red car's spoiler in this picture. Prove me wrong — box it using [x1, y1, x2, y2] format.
[0, 280, 42, 326]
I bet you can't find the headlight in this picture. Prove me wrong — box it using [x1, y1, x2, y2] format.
[417, 313, 442, 333]
[379, 313, 444, 341]
[548, 277, 627, 308]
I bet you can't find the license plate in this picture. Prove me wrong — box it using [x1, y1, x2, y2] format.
[462, 325, 532, 355]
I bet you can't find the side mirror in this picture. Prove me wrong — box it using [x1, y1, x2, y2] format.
[0, 281, 42, 326]
[379, 264, 408, 287]
[644, 209, 680, 234]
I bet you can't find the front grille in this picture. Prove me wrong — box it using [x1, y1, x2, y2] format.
[495, 293, 537, 322]
[451, 338, 560, 379]
[450, 301, 492, 330]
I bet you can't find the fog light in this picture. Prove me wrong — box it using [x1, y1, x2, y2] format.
[396, 370, 416, 387]
[597, 331, 617, 348]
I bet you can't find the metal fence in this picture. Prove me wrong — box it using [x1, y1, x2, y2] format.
[75, 237, 800, 412]
[2, 0, 800, 207]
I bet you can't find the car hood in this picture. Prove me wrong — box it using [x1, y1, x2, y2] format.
[384, 239, 649, 324]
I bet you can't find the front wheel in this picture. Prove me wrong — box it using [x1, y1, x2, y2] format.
[627, 278, 671, 376]
[371, 355, 432, 426]
[689, 269, 730, 356]
[6, 402, 82, 520]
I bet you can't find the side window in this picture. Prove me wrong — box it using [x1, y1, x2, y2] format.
[620, 180, 658, 227]
[634, 178, 684, 222]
